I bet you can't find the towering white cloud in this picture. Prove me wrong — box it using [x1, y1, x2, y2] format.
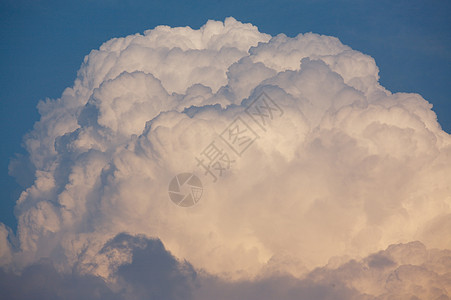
[1, 17, 450, 298]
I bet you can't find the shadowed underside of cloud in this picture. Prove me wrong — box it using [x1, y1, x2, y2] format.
[0, 259, 118, 300]
[1, 17, 451, 298]
[1, 233, 449, 300]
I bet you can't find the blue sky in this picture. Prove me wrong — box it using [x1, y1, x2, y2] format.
[1, 0, 450, 230]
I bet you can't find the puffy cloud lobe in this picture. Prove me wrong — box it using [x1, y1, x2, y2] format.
[1, 17, 451, 297]
[310, 241, 451, 299]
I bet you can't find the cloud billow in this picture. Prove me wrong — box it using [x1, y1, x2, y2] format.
[1, 17, 450, 298]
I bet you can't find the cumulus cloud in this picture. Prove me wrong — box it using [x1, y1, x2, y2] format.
[1, 17, 450, 298]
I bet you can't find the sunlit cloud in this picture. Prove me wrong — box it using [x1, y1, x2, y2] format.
[1, 18, 450, 299]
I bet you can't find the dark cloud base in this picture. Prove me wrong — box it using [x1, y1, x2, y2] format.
[0, 260, 118, 300]
[1, 233, 449, 300]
